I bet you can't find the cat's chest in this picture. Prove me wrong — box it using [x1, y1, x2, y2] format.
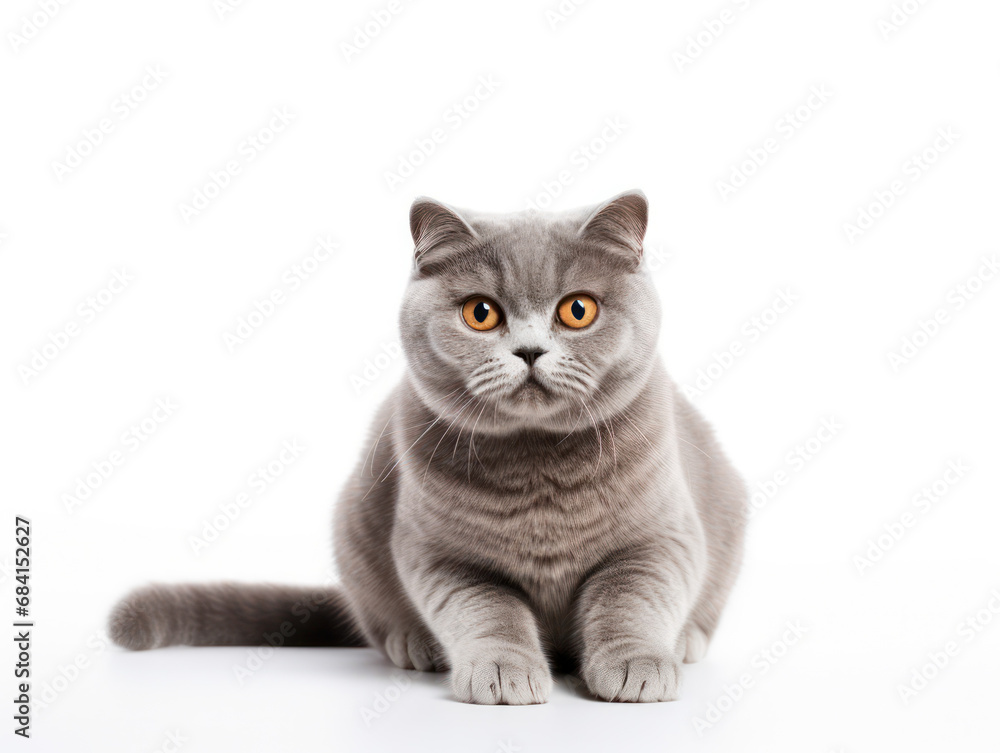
[417, 467, 647, 581]
[399, 411, 669, 580]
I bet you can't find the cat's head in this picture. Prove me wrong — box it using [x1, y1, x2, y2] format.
[399, 190, 661, 434]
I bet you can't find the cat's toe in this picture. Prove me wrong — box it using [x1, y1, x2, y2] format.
[584, 654, 681, 702]
[384, 629, 442, 672]
[683, 625, 709, 664]
[451, 651, 552, 705]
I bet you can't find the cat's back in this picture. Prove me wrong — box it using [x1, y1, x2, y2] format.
[334, 385, 404, 569]
[671, 388, 746, 526]
[670, 387, 747, 602]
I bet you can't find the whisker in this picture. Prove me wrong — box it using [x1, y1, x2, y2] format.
[364, 409, 396, 479]
[566, 359, 597, 379]
[471, 381, 517, 400]
[603, 414, 618, 470]
[422, 390, 473, 482]
[555, 405, 585, 446]
[467, 400, 490, 479]
[467, 370, 505, 391]
[620, 413, 656, 453]
[451, 394, 482, 463]
[366, 415, 441, 449]
[365, 389, 471, 496]
[580, 399, 602, 478]
[675, 433, 713, 460]
[373, 416, 441, 486]
[544, 376, 590, 396]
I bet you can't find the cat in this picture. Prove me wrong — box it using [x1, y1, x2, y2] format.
[109, 189, 747, 704]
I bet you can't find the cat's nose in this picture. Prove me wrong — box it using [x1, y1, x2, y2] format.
[513, 348, 547, 368]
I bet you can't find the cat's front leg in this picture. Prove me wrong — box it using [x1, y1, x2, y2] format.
[576, 546, 703, 702]
[403, 564, 552, 705]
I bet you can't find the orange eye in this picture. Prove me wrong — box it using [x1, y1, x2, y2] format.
[462, 297, 503, 331]
[557, 294, 598, 329]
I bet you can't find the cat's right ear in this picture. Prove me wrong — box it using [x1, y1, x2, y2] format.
[409, 197, 478, 269]
[578, 189, 648, 269]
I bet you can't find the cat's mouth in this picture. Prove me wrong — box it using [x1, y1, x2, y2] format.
[523, 374, 548, 391]
[465, 370, 580, 420]
[511, 373, 553, 403]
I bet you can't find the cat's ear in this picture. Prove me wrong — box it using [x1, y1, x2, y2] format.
[409, 197, 478, 269]
[578, 189, 648, 267]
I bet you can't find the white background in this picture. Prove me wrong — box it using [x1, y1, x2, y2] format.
[2, 0, 999, 751]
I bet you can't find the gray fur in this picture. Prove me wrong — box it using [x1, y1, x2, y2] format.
[110, 189, 746, 705]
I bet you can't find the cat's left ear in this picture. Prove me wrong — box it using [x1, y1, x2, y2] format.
[409, 197, 478, 269]
[578, 189, 648, 268]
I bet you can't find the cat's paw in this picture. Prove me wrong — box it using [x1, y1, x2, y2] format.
[451, 649, 552, 705]
[384, 627, 443, 672]
[583, 653, 681, 702]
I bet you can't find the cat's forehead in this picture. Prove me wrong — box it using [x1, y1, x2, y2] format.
[454, 211, 615, 310]
[467, 208, 579, 245]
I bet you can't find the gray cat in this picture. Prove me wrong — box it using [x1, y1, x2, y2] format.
[109, 190, 747, 704]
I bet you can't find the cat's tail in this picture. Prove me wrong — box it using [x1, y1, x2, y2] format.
[108, 583, 367, 650]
